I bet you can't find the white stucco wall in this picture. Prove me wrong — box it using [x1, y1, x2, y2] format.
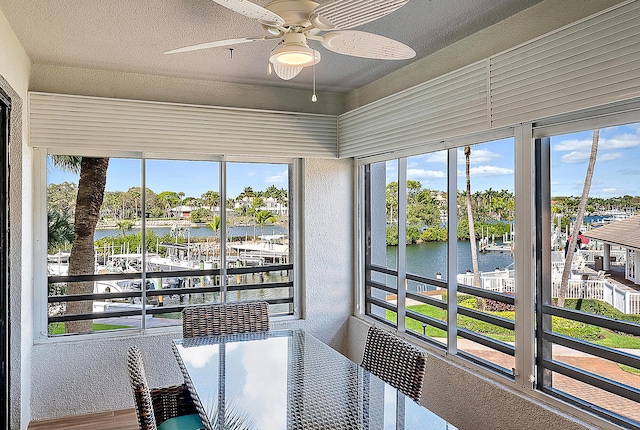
[0, 8, 32, 430]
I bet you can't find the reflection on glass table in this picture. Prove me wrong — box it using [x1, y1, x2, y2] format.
[173, 329, 456, 430]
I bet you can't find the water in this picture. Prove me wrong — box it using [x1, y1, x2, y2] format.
[386, 240, 514, 281]
[95, 225, 287, 241]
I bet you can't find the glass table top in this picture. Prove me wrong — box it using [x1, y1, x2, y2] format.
[173, 329, 456, 430]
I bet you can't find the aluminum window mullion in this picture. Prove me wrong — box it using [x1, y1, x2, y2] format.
[397, 158, 407, 332]
[447, 148, 458, 354]
[220, 161, 227, 304]
[140, 159, 147, 328]
[514, 124, 536, 388]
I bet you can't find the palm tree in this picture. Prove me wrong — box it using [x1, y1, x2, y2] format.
[201, 190, 220, 211]
[558, 129, 599, 307]
[255, 210, 277, 237]
[47, 210, 74, 252]
[464, 146, 481, 292]
[207, 216, 221, 240]
[52, 156, 110, 334]
[116, 219, 134, 237]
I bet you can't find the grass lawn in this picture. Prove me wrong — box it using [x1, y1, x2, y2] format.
[48, 322, 131, 335]
[386, 300, 640, 349]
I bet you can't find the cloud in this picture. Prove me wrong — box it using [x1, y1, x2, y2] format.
[457, 148, 500, 164]
[407, 168, 446, 180]
[421, 152, 448, 164]
[560, 151, 622, 164]
[598, 187, 625, 195]
[598, 152, 622, 161]
[458, 165, 514, 177]
[264, 170, 288, 184]
[618, 168, 640, 175]
[176, 344, 218, 368]
[246, 171, 256, 176]
[561, 151, 589, 164]
[554, 134, 640, 152]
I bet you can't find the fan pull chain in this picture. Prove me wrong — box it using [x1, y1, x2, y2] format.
[312, 48, 318, 103]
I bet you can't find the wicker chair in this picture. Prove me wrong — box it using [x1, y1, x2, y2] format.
[127, 345, 204, 430]
[182, 301, 270, 338]
[361, 325, 427, 403]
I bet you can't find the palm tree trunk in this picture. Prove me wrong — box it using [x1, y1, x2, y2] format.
[558, 129, 599, 307]
[65, 157, 109, 333]
[465, 146, 481, 291]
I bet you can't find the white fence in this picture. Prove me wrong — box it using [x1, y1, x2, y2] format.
[455, 272, 640, 314]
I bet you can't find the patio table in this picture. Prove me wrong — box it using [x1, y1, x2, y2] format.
[172, 329, 456, 430]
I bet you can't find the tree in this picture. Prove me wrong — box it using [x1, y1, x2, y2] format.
[386, 182, 399, 223]
[207, 215, 221, 236]
[464, 146, 481, 291]
[255, 210, 277, 237]
[190, 207, 213, 223]
[52, 156, 110, 334]
[116, 219, 135, 237]
[201, 190, 220, 211]
[47, 210, 74, 252]
[124, 187, 142, 218]
[238, 186, 255, 200]
[157, 191, 180, 218]
[47, 181, 78, 218]
[558, 129, 599, 307]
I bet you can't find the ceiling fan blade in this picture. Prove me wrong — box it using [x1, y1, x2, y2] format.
[209, 0, 285, 26]
[313, 0, 409, 30]
[164, 37, 266, 54]
[321, 30, 415, 60]
[272, 64, 303, 80]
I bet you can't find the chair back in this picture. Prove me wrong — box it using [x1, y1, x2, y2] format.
[182, 301, 270, 337]
[361, 326, 427, 402]
[127, 345, 158, 430]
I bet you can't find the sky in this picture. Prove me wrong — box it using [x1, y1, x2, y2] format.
[382, 122, 640, 198]
[47, 122, 640, 199]
[47, 159, 290, 199]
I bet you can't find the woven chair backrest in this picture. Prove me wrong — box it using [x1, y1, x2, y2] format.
[127, 345, 158, 430]
[361, 326, 427, 402]
[182, 301, 270, 337]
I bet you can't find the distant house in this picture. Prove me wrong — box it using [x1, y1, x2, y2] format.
[168, 205, 193, 219]
[583, 215, 640, 285]
[233, 197, 288, 216]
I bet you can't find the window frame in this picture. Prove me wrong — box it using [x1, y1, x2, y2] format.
[34, 148, 301, 341]
[357, 110, 640, 430]
[357, 127, 524, 380]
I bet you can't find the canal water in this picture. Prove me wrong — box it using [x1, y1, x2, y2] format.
[386, 240, 514, 280]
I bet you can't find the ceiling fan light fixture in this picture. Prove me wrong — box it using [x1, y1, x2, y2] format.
[269, 33, 321, 67]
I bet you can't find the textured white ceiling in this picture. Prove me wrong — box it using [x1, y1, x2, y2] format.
[0, 0, 544, 93]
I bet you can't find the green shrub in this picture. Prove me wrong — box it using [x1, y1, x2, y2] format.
[564, 299, 640, 324]
[420, 226, 447, 242]
[552, 317, 602, 341]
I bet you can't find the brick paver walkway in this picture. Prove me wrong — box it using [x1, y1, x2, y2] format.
[465, 344, 640, 424]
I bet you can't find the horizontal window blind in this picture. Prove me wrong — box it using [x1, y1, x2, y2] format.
[340, 1, 640, 159]
[490, 0, 640, 128]
[28, 92, 338, 158]
[338, 62, 488, 159]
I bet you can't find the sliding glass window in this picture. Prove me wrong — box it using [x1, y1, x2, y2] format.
[46, 155, 294, 336]
[362, 137, 516, 376]
[536, 122, 640, 429]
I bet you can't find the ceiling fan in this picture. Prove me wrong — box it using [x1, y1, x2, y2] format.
[165, 0, 416, 83]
